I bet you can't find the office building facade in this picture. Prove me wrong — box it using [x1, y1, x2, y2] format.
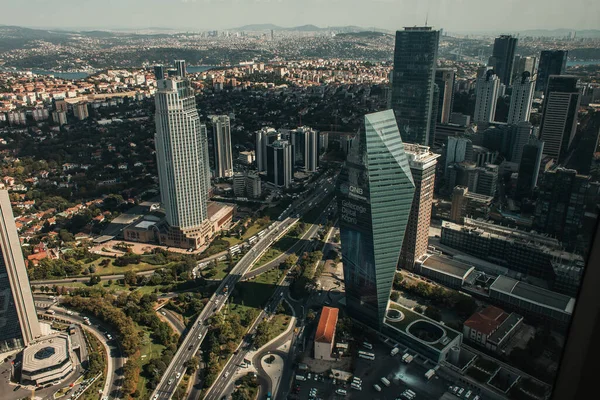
[474, 69, 500, 124]
[536, 50, 568, 93]
[255, 127, 276, 172]
[337, 110, 415, 328]
[154, 76, 210, 248]
[515, 138, 544, 200]
[390, 27, 439, 145]
[508, 72, 535, 125]
[0, 191, 42, 352]
[291, 126, 319, 172]
[512, 56, 537, 82]
[445, 136, 473, 172]
[450, 186, 493, 223]
[153, 65, 165, 80]
[539, 76, 580, 162]
[174, 60, 187, 77]
[435, 68, 456, 124]
[488, 35, 518, 87]
[399, 144, 440, 270]
[211, 115, 234, 178]
[266, 140, 293, 188]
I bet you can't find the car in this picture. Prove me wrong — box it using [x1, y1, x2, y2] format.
[161, 311, 166, 316]
[198, 334, 203, 339]
[188, 345, 193, 350]
[152, 395, 159, 400]
[307, 373, 312, 380]
[176, 372, 181, 379]
[13, 385, 21, 391]
[168, 379, 174, 385]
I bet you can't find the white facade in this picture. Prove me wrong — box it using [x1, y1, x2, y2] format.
[154, 78, 210, 230]
[474, 69, 500, 124]
[445, 137, 472, 171]
[211, 115, 234, 178]
[508, 75, 535, 124]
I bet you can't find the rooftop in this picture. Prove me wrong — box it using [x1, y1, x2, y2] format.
[22, 334, 71, 372]
[490, 275, 575, 314]
[315, 306, 339, 344]
[488, 313, 524, 344]
[421, 254, 475, 280]
[464, 306, 509, 336]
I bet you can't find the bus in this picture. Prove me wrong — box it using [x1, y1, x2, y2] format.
[358, 351, 375, 361]
[362, 341, 373, 350]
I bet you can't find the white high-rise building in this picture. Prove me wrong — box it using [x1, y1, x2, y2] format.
[211, 115, 234, 178]
[474, 68, 500, 124]
[508, 72, 535, 124]
[155, 76, 210, 246]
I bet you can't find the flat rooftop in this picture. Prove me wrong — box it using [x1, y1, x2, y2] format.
[490, 275, 575, 314]
[22, 334, 70, 372]
[422, 254, 475, 279]
[488, 313, 523, 344]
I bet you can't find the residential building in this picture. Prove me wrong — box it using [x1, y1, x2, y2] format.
[474, 69, 500, 124]
[463, 306, 523, 353]
[266, 140, 292, 188]
[0, 190, 42, 352]
[73, 103, 89, 120]
[515, 138, 544, 200]
[390, 27, 439, 145]
[154, 74, 211, 249]
[445, 136, 473, 172]
[539, 76, 580, 162]
[536, 50, 568, 93]
[237, 150, 255, 165]
[399, 144, 440, 270]
[52, 111, 67, 126]
[508, 72, 535, 124]
[512, 55, 537, 82]
[488, 35, 518, 86]
[450, 186, 493, 223]
[435, 68, 456, 124]
[314, 306, 339, 360]
[211, 115, 234, 178]
[337, 110, 415, 328]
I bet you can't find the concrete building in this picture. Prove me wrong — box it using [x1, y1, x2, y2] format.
[415, 254, 475, 289]
[539, 75, 580, 163]
[154, 73, 211, 249]
[255, 127, 277, 172]
[435, 68, 456, 124]
[52, 110, 67, 126]
[211, 115, 234, 178]
[0, 190, 42, 352]
[450, 186, 493, 223]
[508, 72, 535, 125]
[512, 56, 537, 83]
[174, 59, 187, 77]
[337, 110, 415, 328]
[488, 35, 518, 87]
[73, 103, 89, 120]
[21, 333, 74, 385]
[233, 171, 261, 198]
[390, 27, 439, 145]
[266, 140, 292, 188]
[476, 163, 498, 197]
[463, 306, 523, 353]
[536, 50, 568, 93]
[449, 113, 471, 127]
[515, 138, 544, 200]
[474, 69, 500, 124]
[399, 144, 440, 270]
[237, 151, 255, 165]
[445, 136, 473, 172]
[314, 306, 339, 360]
[233, 173, 246, 197]
[291, 126, 319, 172]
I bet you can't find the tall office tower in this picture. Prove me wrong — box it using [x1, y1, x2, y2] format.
[508, 72, 535, 124]
[536, 50, 568, 93]
[155, 77, 210, 248]
[211, 115, 233, 178]
[534, 168, 600, 253]
[435, 68, 456, 124]
[474, 69, 500, 124]
[266, 140, 293, 188]
[291, 127, 319, 172]
[255, 127, 276, 172]
[390, 27, 440, 145]
[0, 191, 41, 351]
[445, 137, 473, 172]
[512, 56, 537, 82]
[154, 65, 165, 80]
[539, 76, 580, 162]
[399, 144, 440, 270]
[429, 84, 440, 146]
[515, 139, 544, 200]
[510, 121, 535, 165]
[174, 60, 187, 78]
[488, 35, 518, 87]
[318, 132, 329, 155]
[337, 110, 415, 328]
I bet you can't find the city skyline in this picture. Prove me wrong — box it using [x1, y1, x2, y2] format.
[2, 0, 599, 33]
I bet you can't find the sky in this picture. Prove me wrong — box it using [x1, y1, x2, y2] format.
[1, 0, 599, 33]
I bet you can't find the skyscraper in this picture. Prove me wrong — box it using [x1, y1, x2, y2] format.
[508, 72, 535, 125]
[509, 121, 534, 165]
[512, 55, 537, 82]
[266, 140, 292, 188]
[536, 50, 568, 93]
[174, 60, 187, 78]
[398, 144, 440, 270]
[445, 136, 473, 172]
[154, 75, 210, 248]
[153, 65, 165, 80]
[211, 115, 233, 178]
[515, 138, 544, 200]
[539, 76, 580, 162]
[390, 27, 440, 145]
[435, 68, 456, 124]
[255, 127, 277, 172]
[337, 110, 415, 328]
[0, 190, 41, 352]
[291, 127, 319, 172]
[474, 69, 500, 124]
[488, 35, 518, 87]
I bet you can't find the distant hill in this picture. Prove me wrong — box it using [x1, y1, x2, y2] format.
[231, 23, 389, 33]
[335, 31, 391, 38]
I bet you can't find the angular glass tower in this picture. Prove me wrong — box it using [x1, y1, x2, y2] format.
[337, 110, 415, 328]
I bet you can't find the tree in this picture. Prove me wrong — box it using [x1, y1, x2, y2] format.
[306, 309, 316, 322]
[124, 270, 138, 286]
[184, 356, 199, 373]
[414, 306, 424, 314]
[88, 275, 101, 285]
[425, 306, 442, 321]
[393, 273, 404, 290]
[284, 254, 299, 269]
[59, 229, 75, 243]
[390, 291, 400, 302]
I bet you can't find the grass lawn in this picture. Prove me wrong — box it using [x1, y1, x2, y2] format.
[221, 236, 242, 246]
[137, 329, 166, 399]
[229, 268, 284, 314]
[85, 256, 170, 276]
[269, 313, 291, 340]
[251, 235, 299, 270]
[241, 221, 265, 240]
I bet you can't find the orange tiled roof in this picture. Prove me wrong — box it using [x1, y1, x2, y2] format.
[464, 306, 509, 335]
[315, 306, 339, 344]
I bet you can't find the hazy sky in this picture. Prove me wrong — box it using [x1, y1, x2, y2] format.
[1, 0, 599, 32]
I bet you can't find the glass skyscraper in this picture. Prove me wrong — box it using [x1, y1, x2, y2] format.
[489, 35, 518, 87]
[337, 110, 415, 328]
[536, 50, 568, 93]
[390, 27, 439, 146]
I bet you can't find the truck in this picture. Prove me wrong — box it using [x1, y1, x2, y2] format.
[295, 375, 306, 381]
[402, 354, 414, 364]
[297, 363, 309, 371]
[390, 347, 400, 356]
[380, 377, 391, 387]
[425, 369, 436, 380]
[373, 384, 382, 392]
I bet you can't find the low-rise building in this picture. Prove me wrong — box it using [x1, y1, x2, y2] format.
[463, 306, 523, 353]
[415, 254, 476, 289]
[21, 333, 74, 386]
[314, 306, 339, 361]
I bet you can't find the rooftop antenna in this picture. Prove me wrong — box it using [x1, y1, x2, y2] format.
[425, 11, 429, 27]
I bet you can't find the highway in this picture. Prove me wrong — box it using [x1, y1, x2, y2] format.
[151, 175, 336, 400]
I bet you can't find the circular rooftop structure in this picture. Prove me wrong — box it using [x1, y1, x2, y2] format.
[386, 308, 404, 322]
[407, 320, 447, 344]
[34, 347, 56, 360]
